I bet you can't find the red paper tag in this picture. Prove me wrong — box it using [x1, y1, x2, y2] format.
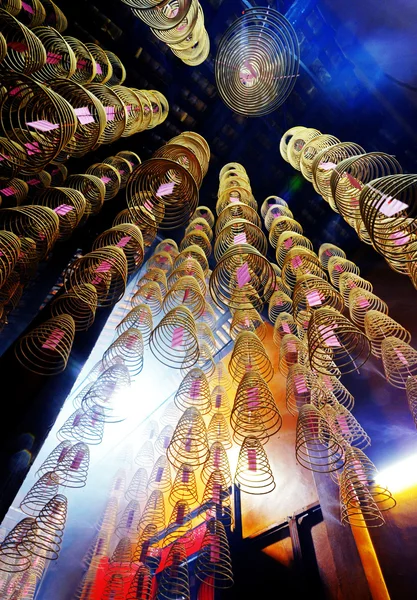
[42, 328, 65, 350]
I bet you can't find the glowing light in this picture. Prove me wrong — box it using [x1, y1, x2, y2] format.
[376, 453, 417, 493]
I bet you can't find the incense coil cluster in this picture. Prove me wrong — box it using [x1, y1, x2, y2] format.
[338, 272, 373, 307]
[138, 490, 166, 536]
[174, 244, 209, 275]
[56, 407, 105, 445]
[261, 195, 288, 219]
[21, 494, 68, 560]
[381, 336, 417, 388]
[216, 202, 262, 236]
[103, 155, 133, 189]
[292, 275, 344, 325]
[215, 8, 299, 117]
[281, 247, 327, 290]
[19, 472, 59, 517]
[228, 331, 274, 383]
[364, 310, 411, 358]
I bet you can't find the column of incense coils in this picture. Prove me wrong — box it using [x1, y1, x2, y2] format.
[279, 126, 417, 291]
[260, 194, 400, 527]
[120, 0, 210, 66]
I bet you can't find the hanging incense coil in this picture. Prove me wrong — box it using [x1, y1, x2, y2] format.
[272, 274, 292, 296]
[36, 441, 71, 478]
[278, 334, 305, 377]
[22, 494, 67, 560]
[229, 331, 274, 383]
[328, 257, 360, 289]
[313, 374, 354, 411]
[0, 231, 20, 288]
[216, 203, 261, 237]
[127, 158, 199, 230]
[143, 419, 160, 441]
[174, 368, 211, 414]
[0, 177, 28, 207]
[169, 463, 198, 508]
[207, 413, 232, 449]
[64, 246, 127, 307]
[30, 26, 75, 82]
[20, 472, 60, 517]
[66, 174, 104, 217]
[209, 362, 235, 393]
[164, 499, 194, 548]
[214, 219, 267, 261]
[293, 274, 344, 325]
[229, 308, 266, 342]
[268, 290, 293, 323]
[215, 8, 299, 116]
[84, 82, 126, 144]
[114, 501, 142, 540]
[339, 272, 373, 307]
[285, 364, 315, 416]
[218, 171, 251, 194]
[156, 541, 190, 600]
[210, 385, 232, 418]
[93, 224, 144, 275]
[40, 0, 67, 31]
[154, 425, 174, 457]
[308, 307, 370, 375]
[33, 187, 86, 241]
[0, 1, 21, 16]
[231, 370, 282, 444]
[155, 238, 178, 258]
[322, 402, 370, 450]
[0, 518, 34, 573]
[103, 155, 132, 188]
[97, 497, 119, 535]
[20, 169, 51, 196]
[0, 9, 46, 75]
[85, 163, 120, 202]
[111, 85, 146, 136]
[348, 288, 388, 329]
[192, 205, 215, 228]
[299, 134, 341, 182]
[281, 247, 326, 290]
[63, 36, 95, 85]
[101, 575, 125, 600]
[185, 340, 215, 379]
[154, 143, 203, 189]
[146, 251, 173, 274]
[169, 132, 209, 176]
[295, 403, 344, 472]
[195, 519, 233, 589]
[200, 472, 232, 528]
[135, 441, 154, 470]
[140, 267, 168, 295]
[195, 322, 217, 354]
[167, 406, 209, 470]
[0, 137, 28, 181]
[132, 282, 163, 316]
[17, 0, 46, 27]
[216, 189, 257, 217]
[56, 406, 104, 445]
[103, 50, 126, 86]
[80, 364, 131, 424]
[210, 244, 275, 312]
[58, 442, 90, 488]
[264, 204, 293, 231]
[311, 142, 366, 202]
[0, 74, 77, 174]
[116, 305, 153, 345]
[106, 540, 132, 582]
[286, 128, 322, 171]
[269, 217, 303, 249]
[117, 149, 141, 168]
[180, 229, 212, 260]
[275, 232, 313, 268]
[364, 310, 411, 359]
[51, 284, 97, 332]
[125, 468, 148, 503]
[279, 126, 307, 162]
[168, 259, 206, 295]
[149, 306, 199, 370]
[131, 523, 161, 572]
[160, 402, 181, 429]
[185, 218, 213, 242]
[174, 245, 209, 276]
[163, 276, 205, 319]
[147, 455, 172, 493]
[138, 490, 165, 536]
[381, 336, 417, 388]
[15, 313, 75, 375]
[83, 42, 112, 85]
[273, 312, 298, 347]
[126, 565, 152, 600]
[260, 195, 288, 220]
[113, 206, 157, 246]
[234, 436, 275, 494]
[82, 531, 110, 572]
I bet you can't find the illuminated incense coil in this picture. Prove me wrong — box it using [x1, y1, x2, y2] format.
[209, 361, 235, 392]
[163, 275, 205, 319]
[22, 494, 67, 560]
[66, 174, 105, 216]
[144, 421, 163, 442]
[117, 149, 141, 168]
[64, 246, 128, 307]
[200, 300, 217, 330]
[114, 500, 142, 539]
[264, 204, 293, 231]
[234, 436, 275, 494]
[216, 188, 257, 216]
[36, 441, 71, 478]
[0, 518, 34, 573]
[286, 364, 315, 416]
[63, 36, 95, 85]
[300, 134, 341, 182]
[154, 425, 174, 456]
[169, 131, 210, 176]
[20, 472, 60, 517]
[0, 8, 46, 75]
[84, 83, 127, 144]
[311, 141, 365, 202]
[21, 168, 51, 195]
[214, 218, 267, 261]
[164, 500, 194, 549]
[0, 230, 20, 287]
[272, 274, 292, 296]
[149, 306, 199, 370]
[0, 206, 59, 261]
[169, 463, 198, 507]
[273, 312, 297, 347]
[192, 205, 215, 228]
[167, 406, 209, 470]
[275, 232, 313, 268]
[102, 155, 133, 189]
[195, 519, 233, 589]
[56, 406, 104, 445]
[261, 195, 288, 219]
[330, 152, 402, 222]
[338, 272, 373, 307]
[278, 334, 305, 377]
[93, 224, 144, 275]
[281, 247, 327, 290]
[102, 328, 144, 377]
[80, 364, 131, 424]
[364, 310, 411, 358]
[33, 187, 86, 241]
[148, 455, 172, 493]
[125, 468, 148, 503]
[156, 541, 190, 600]
[0, 1, 22, 16]
[348, 288, 388, 329]
[131, 524, 161, 571]
[101, 575, 125, 600]
[0, 177, 28, 207]
[279, 127, 308, 161]
[295, 403, 344, 473]
[126, 158, 199, 230]
[82, 531, 110, 572]
[58, 442, 90, 488]
[174, 368, 211, 414]
[31, 25, 75, 82]
[155, 238, 178, 258]
[85, 163, 120, 201]
[129, 0, 192, 29]
[180, 229, 212, 259]
[209, 243, 275, 312]
[116, 304, 153, 345]
[107, 537, 133, 578]
[174, 245, 209, 275]
[381, 336, 417, 388]
[229, 307, 265, 341]
[200, 469, 232, 526]
[83, 42, 112, 84]
[207, 413, 232, 449]
[292, 274, 344, 325]
[313, 374, 355, 412]
[146, 251, 173, 274]
[15, 313, 75, 375]
[139, 268, 168, 296]
[216, 202, 261, 237]
[17, 0, 46, 26]
[168, 259, 206, 295]
[209, 386, 231, 418]
[285, 127, 322, 171]
[322, 402, 370, 450]
[328, 257, 360, 289]
[185, 340, 215, 379]
[135, 441, 154, 470]
[104, 50, 126, 86]
[231, 370, 281, 444]
[268, 290, 293, 324]
[269, 217, 303, 249]
[195, 322, 216, 354]
[112, 85, 147, 136]
[228, 331, 274, 383]
[132, 282, 163, 316]
[138, 490, 165, 536]
[126, 564, 152, 600]
[1, 74, 77, 174]
[154, 143, 203, 188]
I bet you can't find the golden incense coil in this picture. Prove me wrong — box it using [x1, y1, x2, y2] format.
[234, 436, 275, 494]
[167, 406, 209, 470]
[149, 306, 199, 369]
[228, 331, 274, 383]
[195, 519, 233, 589]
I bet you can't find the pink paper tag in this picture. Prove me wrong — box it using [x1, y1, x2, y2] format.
[291, 255, 302, 269]
[325, 249, 332, 257]
[294, 373, 308, 394]
[54, 204, 74, 216]
[236, 262, 250, 288]
[126, 105, 132, 115]
[21, 1, 35, 13]
[210, 535, 221, 563]
[344, 172, 362, 190]
[27, 120, 59, 132]
[7, 42, 27, 53]
[319, 162, 337, 171]
[248, 449, 257, 471]
[182, 469, 190, 483]
[119, 169, 125, 175]
[390, 231, 410, 245]
[336, 414, 350, 435]
[350, 197, 360, 207]
[284, 237, 293, 250]
[0, 187, 15, 197]
[104, 106, 115, 121]
[176, 503, 186, 524]
[234, 232, 247, 244]
[77, 59, 87, 69]
[322, 375, 333, 390]
[70, 450, 85, 470]
[95, 62, 103, 75]
[101, 176, 111, 184]
[42, 328, 65, 350]
[155, 467, 164, 483]
[46, 52, 62, 64]
[144, 200, 153, 211]
[74, 107, 94, 125]
[25, 141, 41, 155]
[95, 260, 112, 274]
[125, 333, 138, 350]
[183, 288, 190, 302]
[215, 393, 222, 409]
[229, 197, 239, 203]
[212, 484, 221, 505]
[171, 326, 184, 348]
[394, 348, 409, 366]
[214, 447, 221, 468]
[287, 340, 297, 355]
[163, 436, 170, 449]
[194, 224, 204, 230]
[318, 324, 341, 347]
[282, 322, 291, 334]
[306, 289, 323, 307]
[156, 182, 175, 198]
[247, 387, 259, 409]
[333, 263, 343, 273]
[26, 178, 40, 185]
[116, 235, 131, 248]
[357, 296, 370, 308]
[163, 244, 172, 252]
[190, 379, 201, 399]
[184, 433, 192, 452]
[375, 190, 408, 217]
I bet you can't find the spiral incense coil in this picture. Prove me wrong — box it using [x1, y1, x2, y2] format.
[308, 307, 370, 375]
[269, 217, 303, 249]
[155, 238, 178, 257]
[216, 189, 257, 216]
[126, 564, 152, 600]
[275, 232, 313, 268]
[200, 470, 233, 526]
[234, 436, 275, 494]
[64, 246, 127, 307]
[281, 247, 325, 290]
[156, 541, 190, 600]
[0, 177, 28, 208]
[219, 162, 247, 181]
[322, 402, 370, 450]
[20, 169, 51, 194]
[114, 501, 142, 541]
[348, 288, 388, 330]
[117, 149, 141, 169]
[116, 305, 153, 346]
[295, 403, 345, 472]
[0, 0, 21, 16]
[228, 331, 274, 383]
[195, 323, 217, 354]
[327, 257, 360, 290]
[19, 472, 59, 517]
[80, 364, 131, 424]
[292, 274, 344, 325]
[103, 155, 132, 189]
[209, 362, 235, 393]
[127, 158, 198, 230]
[0, 138, 28, 182]
[278, 334, 304, 377]
[364, 310, 411, 359]
[210, 244, 275, 312]
[272, 275, 292, 297]
[154, 144, 203, 189]
[261, 195, 288, 219]
[170, 27, 210, 68]
[36, 440, 71, 478]
[159, 402, 181, 430]
[153, 426, 173, 457]
[185, 340, 215, 379]
[102, 328, 144, 377]
[124, 468, 148, 505]
[380, 336, 417, 388]
[168, 260, 206, 295]
[284, 127, 322, 171]
[0, 8, 46, 75]
[21, 494, 67, 560]
[0, 518, 34, 573]
[30, 26, 75, 82]
[192, 205, 214, 228]
[40, 0, 67, 31]
[174, 245, 209, 276]
[318, 243, 346, 270]
[231, 370, 282, 444]
[340, 474, 384, 528]
[134, 441, 154, 470]
[314, 374, 354, 411]
[97, 496, 119, 534]
[139, 268, 168, 295]
[180, 230, 212, 260]
[143, 419, 160, 442]
[17, 0, 46, 26]
[66, 174, 105, 217]
[93, 224, 144, 275]
[58, 442, 90, 488]
[106, 538, 133, 580]
[216, 203, 261, 237]
[147, 455, 172, 494]
[82, 532, 110, 573]
[213, 219, 267, 261]
[163, 276, 205, 320]
[131, 524, 160, 572]
[298, 134, 341, 182]
[268, 290, 293, 324]
[58, 406, 105, 445]
[85, 163, 120, 202]
[286, 364, 315, 416]
[0, 272, 22, 313]
[311, 141, 366, 202]
[84, 82, 126, 144]
[145, 89, 169, 128]
[337, 275, 372, 310]
[264, 204, 293, 231]
[215, 8, 299, 116]
[279, 126, 308, 164]
[230, 308, 266, 342]
[169, 132, 210, 176]
[207, 413, 232, 449]
[195, 519, 233, 589]
[15, 313, 75, 375]
[163, 499, 194, 549]
[82, 42, 112, 85]
[331, 152, 402, 221]
[33, 187, 86, 241]
[174, 368, 211, 415]
[146, 251, 173, 275]
[138, 490, 166, 536]
[167, 406, 209, 471]
[131, 283, 163, 317]
[101, 574, 125, 600]
[149, 306, 199, 369]
[130, 0, 192, 29]
[0, 231, 20, 288]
